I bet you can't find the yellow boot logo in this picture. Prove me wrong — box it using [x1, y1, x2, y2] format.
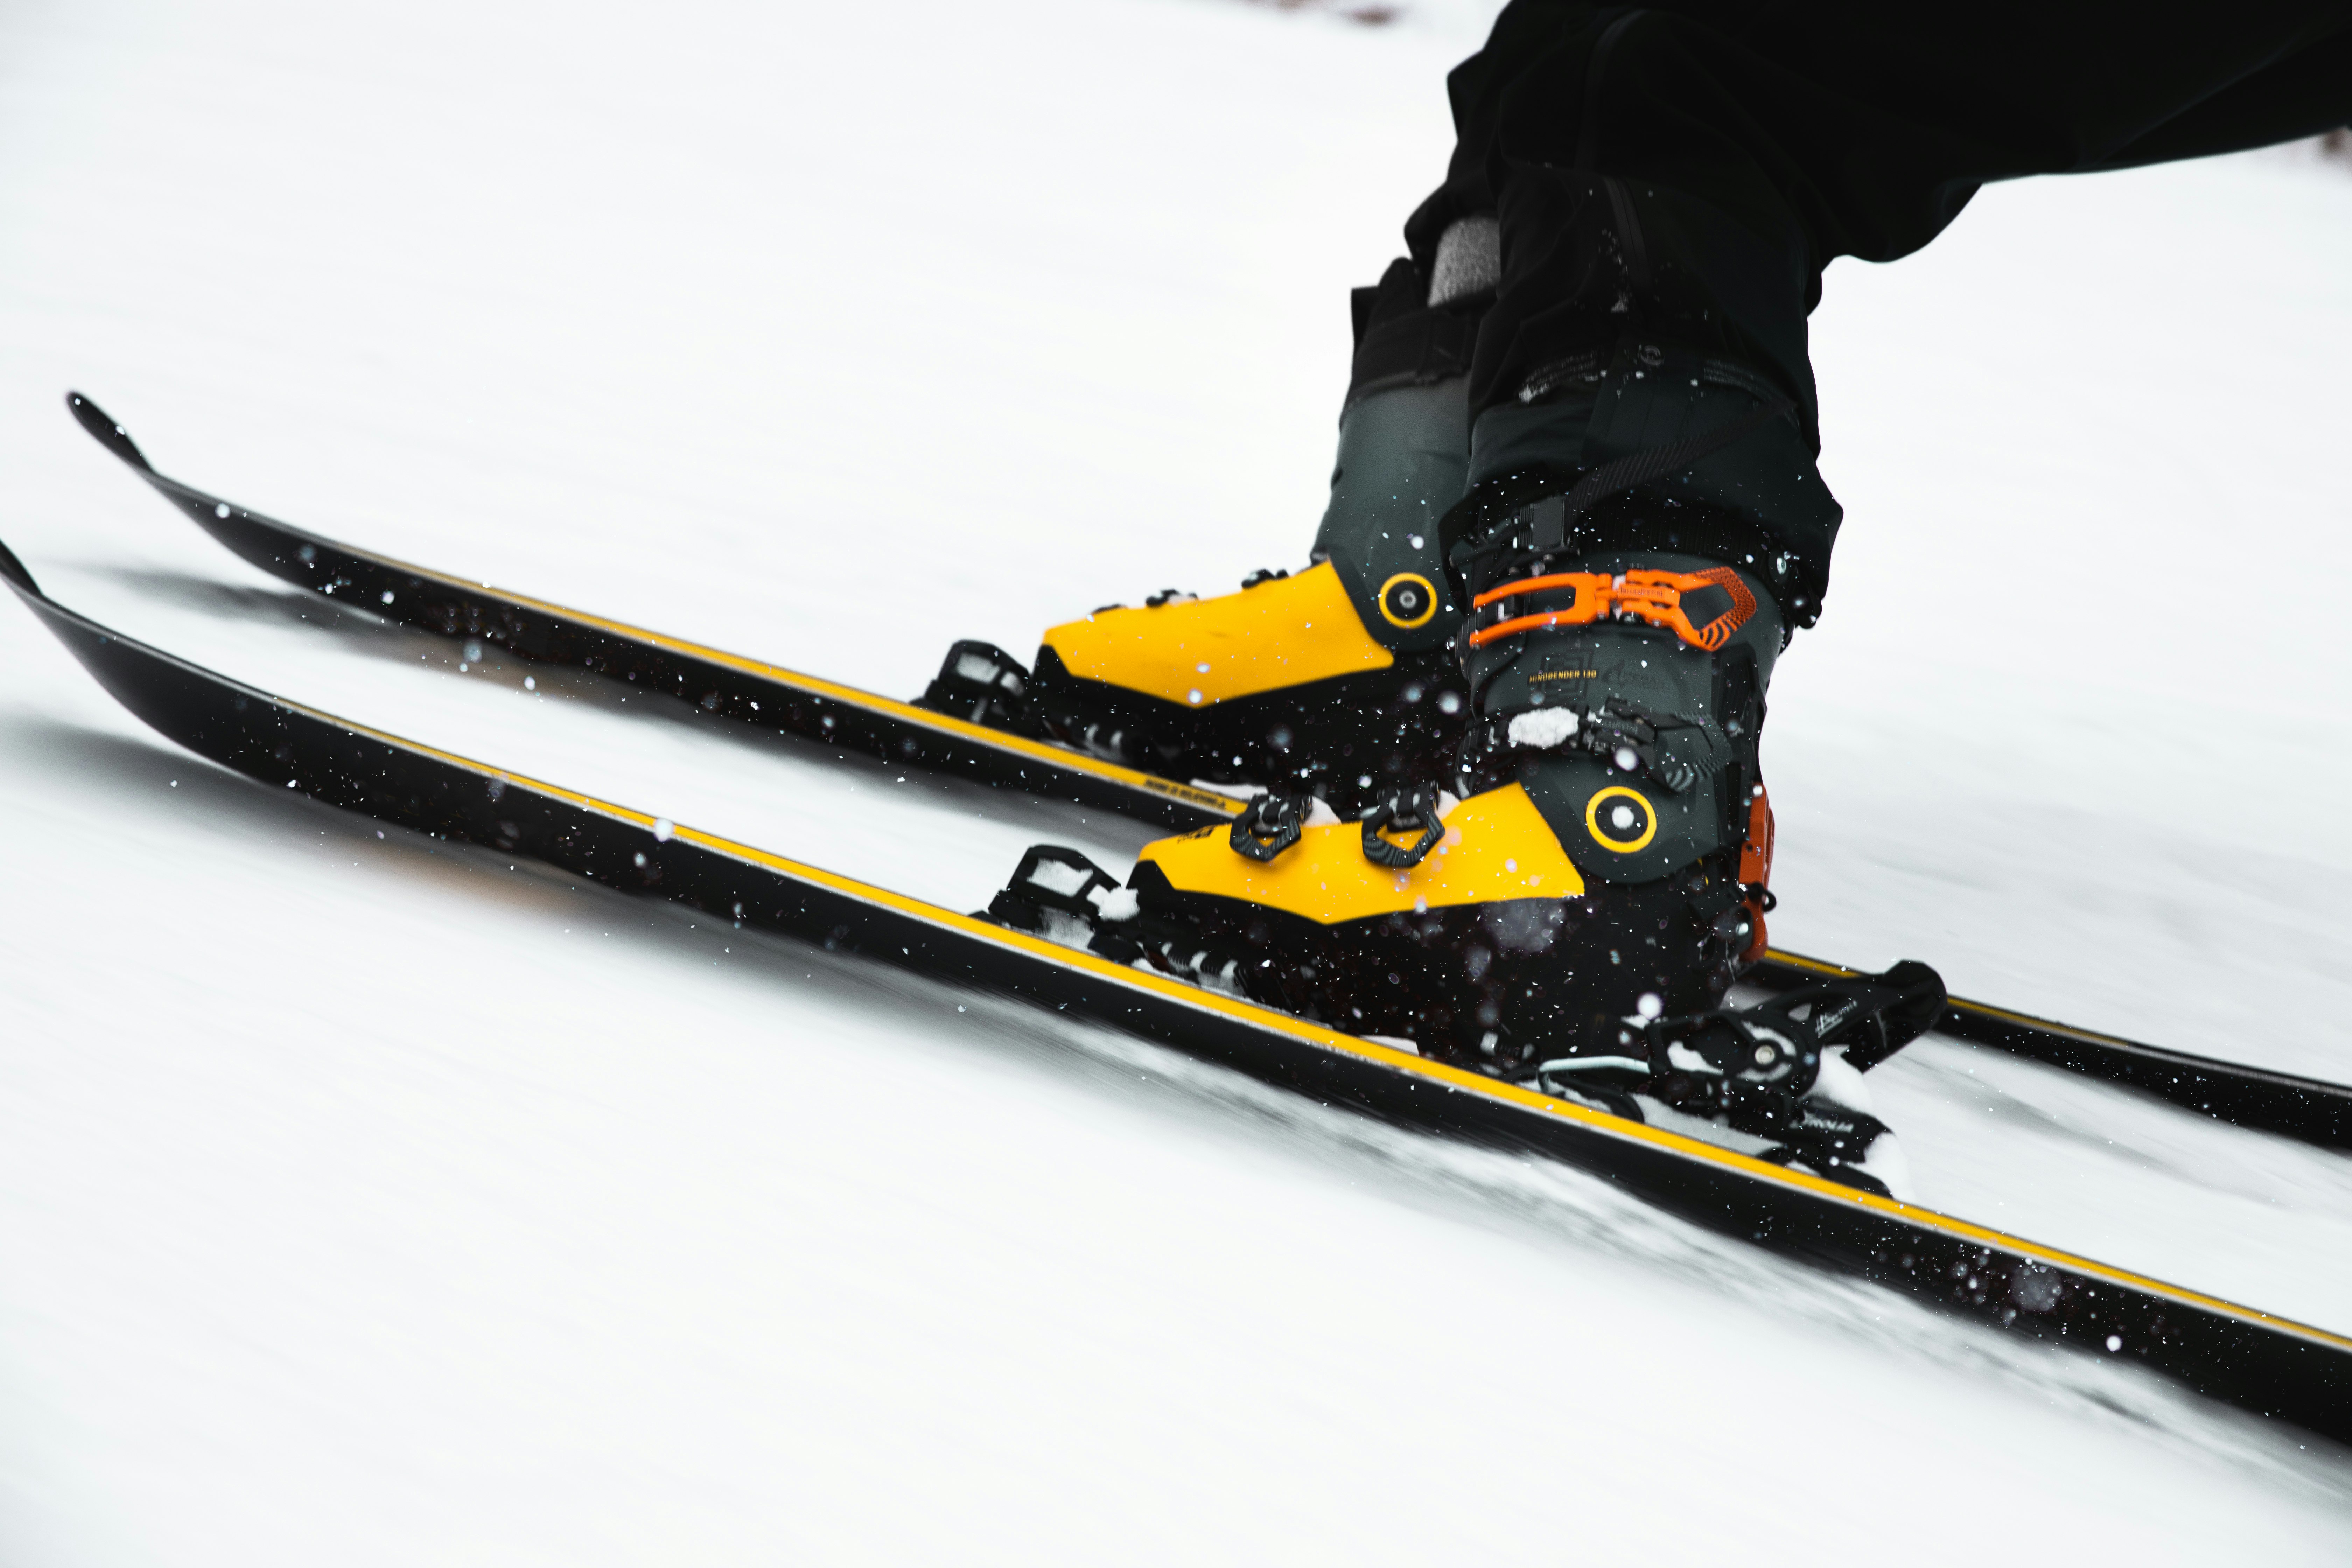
[1584, 786, 1658, 853]
[1377, 572, 1440, 630]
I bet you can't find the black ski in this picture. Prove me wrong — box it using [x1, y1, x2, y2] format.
[66, 392, 2352, 1151]
[63, 393, 1241, 834]
[1751, 953, 2352, 1150]
[6, 535, 2349, 1444]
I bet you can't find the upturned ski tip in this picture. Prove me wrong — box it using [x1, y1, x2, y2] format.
[65, 391, 152, 473]
[0, 537, 37, 595]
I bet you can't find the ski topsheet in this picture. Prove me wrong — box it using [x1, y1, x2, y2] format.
[6, 540, 2350, 1444]
[63, 394, 1241, 833]
[1749, 953, 2352, 1149]
[66, 392, 2352, 1152]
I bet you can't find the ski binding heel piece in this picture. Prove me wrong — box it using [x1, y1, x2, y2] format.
[1513, 963, 1944, 1196]
[917, 640, 1038, 734]
[1752, 959, 1947, 1073]
[985, 845, 1132, 947]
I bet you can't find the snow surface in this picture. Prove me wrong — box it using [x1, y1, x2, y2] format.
[3, 0, 2352, 1560]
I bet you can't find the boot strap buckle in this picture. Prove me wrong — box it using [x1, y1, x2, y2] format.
[1467, 566, 1755, 653]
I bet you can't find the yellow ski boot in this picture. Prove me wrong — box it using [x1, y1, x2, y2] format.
[988, 474, 1789, 1072]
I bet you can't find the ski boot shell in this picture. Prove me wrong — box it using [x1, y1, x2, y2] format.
[1023, 561, 1465, 809]
[985, 520, 1791, 1068]
[1122, 782, 1749, 1069]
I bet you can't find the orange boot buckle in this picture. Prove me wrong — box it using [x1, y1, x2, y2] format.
[1468, 567, 1756, 653]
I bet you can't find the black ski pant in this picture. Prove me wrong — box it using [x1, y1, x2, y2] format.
[1368, 0, 2352, 621]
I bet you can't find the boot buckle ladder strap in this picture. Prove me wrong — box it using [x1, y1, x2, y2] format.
[1360, 789, 1444, 868]
[1466, 567, 1755, 653]
[1230, 791, 1310, 862]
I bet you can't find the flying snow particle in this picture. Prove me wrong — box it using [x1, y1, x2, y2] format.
[1636, 993, 1663, 1018]
[652, 818, 675, 842]
[215, 503, 230, 519]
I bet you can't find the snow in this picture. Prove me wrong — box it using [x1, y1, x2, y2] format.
[1022, 854, 1104, 899]
[2, 0, 2352, 1560]
[1507, 705, 1580, 748]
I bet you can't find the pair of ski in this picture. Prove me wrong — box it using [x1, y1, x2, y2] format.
[67, 394, 2350, 1151]
[19, 393, 2352, 1442]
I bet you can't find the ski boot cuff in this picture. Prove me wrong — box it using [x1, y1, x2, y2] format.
[1310, 378, 1470, 662]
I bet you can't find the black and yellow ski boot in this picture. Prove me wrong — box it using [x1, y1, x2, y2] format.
[975, 461, 1949, 1193]
[1113, 551, 1783, 1064]
[918, 250, 1492, 812]
[981, 456, 1791, 1056]
[980, 513, 1786, 1068]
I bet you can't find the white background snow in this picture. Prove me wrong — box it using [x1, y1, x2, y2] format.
[2, 0, 2351, 1560]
